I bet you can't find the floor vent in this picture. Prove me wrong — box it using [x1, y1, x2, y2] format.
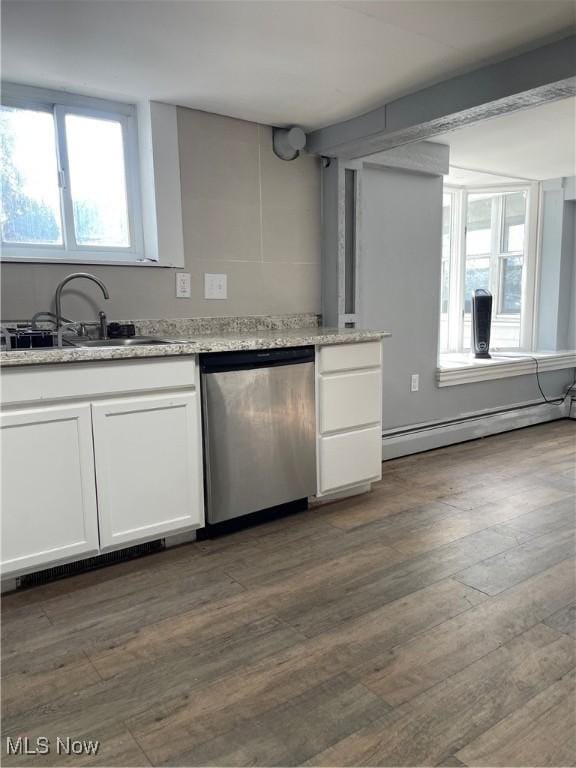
[17, 540, 165, 589]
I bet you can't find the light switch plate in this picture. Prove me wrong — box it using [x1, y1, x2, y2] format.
[410, 373, 420, 392]
[175, 272, 191, 298]
[205, 273, 227, 300]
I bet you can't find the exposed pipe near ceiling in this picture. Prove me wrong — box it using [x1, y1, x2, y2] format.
[272, 125, 307, 160]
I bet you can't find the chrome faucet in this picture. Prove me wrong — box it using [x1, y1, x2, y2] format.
[54, 273, 110, 338]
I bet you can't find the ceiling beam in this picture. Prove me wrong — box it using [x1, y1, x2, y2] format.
[306, 34, 576, 160]
[362, 141, 449, 175]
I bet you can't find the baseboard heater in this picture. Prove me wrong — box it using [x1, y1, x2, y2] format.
[16, 539, 164, 589]
[382, 398, 571, 461]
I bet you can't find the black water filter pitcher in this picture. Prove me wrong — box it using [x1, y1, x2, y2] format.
[471, 289, 492, 359]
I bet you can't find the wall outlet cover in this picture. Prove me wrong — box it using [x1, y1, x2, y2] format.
[205, 273, 227, 300]
[175, 272, 191, 298]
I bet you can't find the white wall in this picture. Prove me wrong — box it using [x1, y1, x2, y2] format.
[0, 108, 321, 321]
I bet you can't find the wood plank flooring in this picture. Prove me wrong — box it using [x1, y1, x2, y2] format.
[2, 420, 575, 767]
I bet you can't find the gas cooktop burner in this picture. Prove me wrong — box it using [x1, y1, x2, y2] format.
[1, 326, 57, 350]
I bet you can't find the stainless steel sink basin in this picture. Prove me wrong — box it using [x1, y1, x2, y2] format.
[71, 336, 174, 348]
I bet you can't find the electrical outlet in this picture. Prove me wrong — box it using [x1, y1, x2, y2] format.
[204, 273, 227, 300]
[175, 272, 191, 298]
[410, 373, 420, 392]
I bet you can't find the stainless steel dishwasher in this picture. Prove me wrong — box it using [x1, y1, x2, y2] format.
[200, 346, 316, 525]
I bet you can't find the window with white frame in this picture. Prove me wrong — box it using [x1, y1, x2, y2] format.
[0, 85, 144, 263]
[440, 185, 537, 354]
[439, 191, 454, 353]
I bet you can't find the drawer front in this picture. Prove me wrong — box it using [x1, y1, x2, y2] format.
[319, 342, 382, 373]
[1, 357, 197, 406]
[320, 370, 381, 433]
[319, 426, 382, 494]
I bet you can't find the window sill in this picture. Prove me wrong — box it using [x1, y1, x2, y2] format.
[437, 351, 576, 387]
[1, 256, 172, 268]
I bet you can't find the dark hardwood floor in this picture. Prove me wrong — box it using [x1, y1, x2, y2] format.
[2, 420, 575, 767]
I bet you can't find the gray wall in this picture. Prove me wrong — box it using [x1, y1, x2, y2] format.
[537, 185, 576, 351]
[359, 166, 574, 432]
[561, 201, 576, 349]
[568, 203, 576, 349]
[1, 108, 321, 321]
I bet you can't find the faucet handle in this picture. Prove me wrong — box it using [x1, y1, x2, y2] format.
[98, 310, 108, 340]
[56, 321, 83, 348]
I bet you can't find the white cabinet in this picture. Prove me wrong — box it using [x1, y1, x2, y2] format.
[1, 404, 99, 577]
[318, 341, 382, 373]
[1, 358, 204, 578]
[92, 393, 203, 551]
[319, 369, 381, 432]
[319, 426, 383, 494]
[316, 342, 383, 496]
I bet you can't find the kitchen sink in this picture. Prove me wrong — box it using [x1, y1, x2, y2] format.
[70, 336, 174, 348]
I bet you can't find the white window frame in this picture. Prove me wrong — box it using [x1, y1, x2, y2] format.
[1, 83, 146, 264]
[441, 182, 539, 355]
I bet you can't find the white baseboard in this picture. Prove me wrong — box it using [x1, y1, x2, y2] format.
[382, 399, 570, 460]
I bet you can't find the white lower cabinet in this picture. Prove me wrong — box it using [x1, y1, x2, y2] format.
[1, 358, 204, 579]
[316, 341, 383, 496]
[92, 393, 203, 551]
[0, 404, 100, 577]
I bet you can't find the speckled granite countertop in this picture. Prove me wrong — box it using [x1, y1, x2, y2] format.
[0, 328, 390, 368]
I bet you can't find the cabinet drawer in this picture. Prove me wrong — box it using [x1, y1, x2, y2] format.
[319, 426, 382, 494]
[320, 370, 381, 433]
[1, 357, 197, 406]
[318, 342, 382, 373]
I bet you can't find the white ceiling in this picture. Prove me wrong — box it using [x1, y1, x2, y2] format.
[443, 167, 525, 187]
[434, 97, 576, 182]
[2, 0, 575, 130]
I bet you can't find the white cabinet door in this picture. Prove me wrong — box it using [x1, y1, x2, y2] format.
[1, 404, 99, 577]
[92, 392, 204, 551]
[318, 426, 382, 494]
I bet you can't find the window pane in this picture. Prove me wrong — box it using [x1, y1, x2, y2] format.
[441, 193, 452, 312]
[503, 191, 526, 253]
[439, 193, 452, 352]
[441, 259, 450, 315]
[500, 255, 523, 314]
[466, 193, 493, 256]
[464, 257, 489, 313]
[442, 193, 452, 261]
[0, 105, 63, 245]
[463, 312, 521, 350]
[65, 114, 130, 247]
